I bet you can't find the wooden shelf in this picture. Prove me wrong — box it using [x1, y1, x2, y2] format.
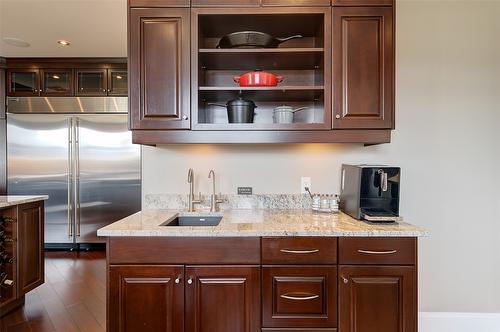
[199, 48, 324, 53]
[199, 49, 324, 70]
[199, 86, 324, 91]
[198, 86, 324, 102]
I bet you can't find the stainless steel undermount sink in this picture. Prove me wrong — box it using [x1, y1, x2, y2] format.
[162, 213, 223, 227]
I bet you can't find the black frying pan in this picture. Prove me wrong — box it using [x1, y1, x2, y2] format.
[216, 31, 303, 49]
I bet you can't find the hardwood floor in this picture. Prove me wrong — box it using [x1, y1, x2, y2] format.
[1, 251, 106, 332]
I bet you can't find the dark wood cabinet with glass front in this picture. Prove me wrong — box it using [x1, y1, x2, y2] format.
[5, 59, 127, 97]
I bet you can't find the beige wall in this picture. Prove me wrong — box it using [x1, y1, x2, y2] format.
[142, 0, 500, 312]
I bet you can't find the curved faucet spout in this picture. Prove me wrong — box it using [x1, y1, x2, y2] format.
[188, 168, 194, 183]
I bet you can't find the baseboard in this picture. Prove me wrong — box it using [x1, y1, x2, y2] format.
[419, 312, 500, 332]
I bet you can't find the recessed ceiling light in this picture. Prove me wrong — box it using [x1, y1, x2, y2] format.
[2, 37, 30, 47]
[57, 40, 71, 46]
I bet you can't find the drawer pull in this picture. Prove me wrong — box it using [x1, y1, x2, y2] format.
[357, 249, 398, 255]
[280, 293, 320, 301]
[280, 249, 319, 254]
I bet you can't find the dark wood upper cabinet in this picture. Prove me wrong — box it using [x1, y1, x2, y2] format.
[332, 6, 393, 129]
[40, 69, 73, 96]
[108, 265, 185, 332]
[185, 265, 261, 332]
[7, 69, 40, 96]
[75, 69, 108, 96]
[108, 69, 128, 96]
[17, 201, 44, 295]
[129, 8, 191, 130]
[339, 265, 416, 332]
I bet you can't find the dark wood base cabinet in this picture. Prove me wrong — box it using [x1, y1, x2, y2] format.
[0, 201, 45, 317]
[107, 236, 417, 332]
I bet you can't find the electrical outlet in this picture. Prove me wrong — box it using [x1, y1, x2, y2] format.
[301, 177, 311, 194]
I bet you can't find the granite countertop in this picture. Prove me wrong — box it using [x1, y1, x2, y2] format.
[97, 209, 428, 237]
[0, 195, 49, 208]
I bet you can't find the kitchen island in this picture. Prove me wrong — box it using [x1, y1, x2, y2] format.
[0, 195, 47, 317]
[98, 209, 427, 332]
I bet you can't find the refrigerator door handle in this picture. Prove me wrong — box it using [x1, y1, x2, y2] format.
[67, 117, 73, 238]
[75, 118, 81, 237]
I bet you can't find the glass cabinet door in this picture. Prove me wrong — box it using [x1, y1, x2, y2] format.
[76, 69, 107, 96]
[108, 70, 128, 96]
[41, 69, 73, 96]
[7, 69, 40, 96]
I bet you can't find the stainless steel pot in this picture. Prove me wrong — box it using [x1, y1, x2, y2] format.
[272, 106, 308, 124]
[209, 97, 257, 123]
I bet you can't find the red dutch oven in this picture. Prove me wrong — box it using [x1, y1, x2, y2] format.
[233, 70, 284, 87]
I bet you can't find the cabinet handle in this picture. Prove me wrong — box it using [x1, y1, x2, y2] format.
[341, 276, 349, 284]
[357, 249, 398, 255]
[175, 276, 181, 284]
[187, 277, 193, 285]
[280, 249, 319, 254]
[335, 114, 340, 119]
[280, 293, 320, 301]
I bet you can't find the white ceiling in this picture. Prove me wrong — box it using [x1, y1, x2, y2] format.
[0, 0, 127, 57]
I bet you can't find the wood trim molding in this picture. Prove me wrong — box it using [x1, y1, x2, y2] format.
[132, 129, 391, 144]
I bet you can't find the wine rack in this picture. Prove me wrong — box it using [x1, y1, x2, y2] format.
[0, 207, 17, 307]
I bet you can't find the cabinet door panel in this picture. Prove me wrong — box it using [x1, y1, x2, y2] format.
[41, 69, 73, 96]
[17, 201, 44, 295]
[75, 69, 107, 96]
[185, 265, 260, 332]
[339, 265, 416, 332]
[108, 69, 128, 96]
[263, 266, 337, 328]
[332, 7, 393, 129]
[7, 69, 40, 96]
[108, 265, 184, 332]
[129, 8, 190, 130]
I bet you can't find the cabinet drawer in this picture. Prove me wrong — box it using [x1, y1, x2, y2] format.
[192, 0, 259, 6]
[263, 329, 337, 331]
[262, 266, 337, 328]
[108, 237, 260, 264]
[339, 237, 416, 265]
[129, 0, 191, 6]
[262, 237, 337, 264]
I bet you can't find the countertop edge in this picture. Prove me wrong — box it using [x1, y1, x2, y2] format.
[0, 195, 49, 208]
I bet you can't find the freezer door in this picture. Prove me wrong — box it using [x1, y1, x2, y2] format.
[75, 115, 141, 243]
[7, 114, 74, 244]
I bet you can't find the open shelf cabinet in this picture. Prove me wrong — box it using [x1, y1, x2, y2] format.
[191, 7, 332, 131]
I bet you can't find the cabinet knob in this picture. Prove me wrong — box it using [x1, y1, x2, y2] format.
[341, 276, 349, 284]
[335, 114, 341, 119]
[187, 277, 193, 285]
[174, 276, 181, 284]
[182, 115, 189, 121]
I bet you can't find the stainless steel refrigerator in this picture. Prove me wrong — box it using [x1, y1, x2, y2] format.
[6, 97, 141, 247]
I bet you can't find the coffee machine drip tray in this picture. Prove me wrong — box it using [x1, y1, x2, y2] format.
[360, 208, 403, 223]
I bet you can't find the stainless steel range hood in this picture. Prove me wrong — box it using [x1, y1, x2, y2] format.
[6, 96, 128, 114]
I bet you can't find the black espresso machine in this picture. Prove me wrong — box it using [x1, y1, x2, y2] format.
[340, 164, 402, 222]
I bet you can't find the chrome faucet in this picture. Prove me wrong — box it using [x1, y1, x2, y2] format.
[208, 170, 223, 212]
[187, 168, 201, 212]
